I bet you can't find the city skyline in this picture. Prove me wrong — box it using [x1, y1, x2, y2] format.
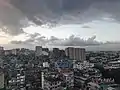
[1, 1, 120, 90]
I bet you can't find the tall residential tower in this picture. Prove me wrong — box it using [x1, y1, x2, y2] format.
[65, 47, 86, 61]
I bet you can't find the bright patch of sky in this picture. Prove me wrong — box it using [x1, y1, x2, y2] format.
[24, 19, 120, 42]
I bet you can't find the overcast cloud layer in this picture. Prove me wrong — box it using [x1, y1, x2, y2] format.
[0, 0, 120, 35]
[1, 0, 120, 50]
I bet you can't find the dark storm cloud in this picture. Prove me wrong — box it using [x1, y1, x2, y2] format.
[1, 0, 120, 35]
[0, 0, 28, 35]
[10, 0, 120, 24]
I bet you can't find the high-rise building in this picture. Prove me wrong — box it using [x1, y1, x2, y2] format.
[11, 48, 20, 55]
[0, 47, 4, 51]
[4, 50, 12, 55]
[35, 46, 42, 56]
[53, 48, 60, 58]
[42, 48, 49, 53]
[65, 47, 86, 61]
[0, 46, 4, 55]
[51, 48, 66, 58]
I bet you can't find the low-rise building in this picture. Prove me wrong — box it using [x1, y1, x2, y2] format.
[60, 69, 74, 88]
[42, 70, 63, 90]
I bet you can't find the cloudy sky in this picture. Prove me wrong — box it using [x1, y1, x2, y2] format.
[0, 0, 120, 51]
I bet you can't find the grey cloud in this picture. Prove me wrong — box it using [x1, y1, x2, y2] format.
[51, 35, 101, 46]
[1, 0, 120, 35]
[11, 33, 48, 45]
[0, 0, 28, 35]
[105, 41, 120, 45]
[10, 0, 120, 24]
[10, 34, 102, 46]
[49, 36, 60, 42]
[81, 25, 91, 28]
[11, 41, 23, 44]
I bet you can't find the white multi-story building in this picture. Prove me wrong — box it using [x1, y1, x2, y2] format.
[41, 71, 63, 90]
[8, 74, 25, 90]
[43, 62, 49, 68]
[61, 70, 74, 88]
[73, 61, 94, 70]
